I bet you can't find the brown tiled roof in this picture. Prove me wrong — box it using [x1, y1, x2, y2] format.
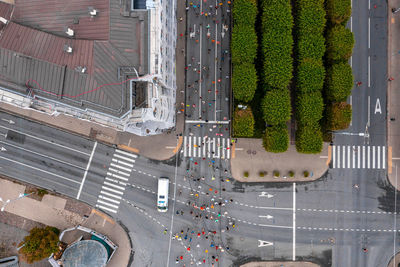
[12, 0, 110, 40]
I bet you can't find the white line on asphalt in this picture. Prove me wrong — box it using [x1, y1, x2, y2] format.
[293, 183, 296, 261]
[208, 137, 211, 158]
[105, 177, 127, 186]
[203, 136, 206, 157]
[347, 146, 350, 168]
[115, 149, 137, 158]
[368, 17, 370, 49]
[373, 146, 376, 169]
[363, 146, 365, 168]
[100, 190, 122, 199]
[337, 146, 340, 168]
[259, 224, 293, 229]
[217, 137, 221, 158]
[349, 95, 352, 126]
[383, 146, 386, 169]
[188, 135, 192, 157]
[99, 195, 120, 204]
[193, 136, 197, 157]
[0, 125, 91, 156]
[378, 146, 381, 169]
[332, 145, 336, 168]
[358, 146, 361, 169]
[95, 204, 117, 213]
[0, 155, 80, 184]
[257, 206, 292, 211]
[227, 138, 231, 159]
[342, 145, 346, 169]
[113, 153, 136, 163]
[97, 199, 119, 209]
[185, 120, 230, 124]
[368, 146, 371, 169]
[352, 146, 355, 168]
[110, 163, 131, 172]
[368, 56, 371, 87]
[112, 158, 134, 168]
[199, 25, 202, 118]
[104, 181, 126, 191]
[368, 95, 371, 126]
[214, 23, 218, 121]
[101, 186, 124, 195]
[183, 136, 187, 157]
[213, 137, 216, 158]
[108, 168, 130, 177]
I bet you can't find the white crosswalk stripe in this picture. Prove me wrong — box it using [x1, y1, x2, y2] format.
[96, 150, 135, 214]
[182, 136, 231, 159]
[331, 145, 386, 169]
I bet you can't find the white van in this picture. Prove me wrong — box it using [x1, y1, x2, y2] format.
[157, 177, 169, 212]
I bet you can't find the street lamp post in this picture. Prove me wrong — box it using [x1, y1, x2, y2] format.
[0, 193, 33, 212]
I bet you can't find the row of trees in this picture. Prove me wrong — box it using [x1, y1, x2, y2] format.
[231, 0, 257, 137]
[323, 0, 354, 133]
[294, 0, 325, 153]
[261, 0, 293, 152]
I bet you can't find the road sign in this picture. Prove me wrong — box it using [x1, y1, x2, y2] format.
[259, 192, 274, 198]
[258, 240, 273, 247]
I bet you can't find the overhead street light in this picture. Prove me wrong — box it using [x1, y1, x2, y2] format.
[0, 193, 33, 212]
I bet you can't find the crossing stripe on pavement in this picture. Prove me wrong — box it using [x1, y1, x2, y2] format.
[332, 145, 385, 169]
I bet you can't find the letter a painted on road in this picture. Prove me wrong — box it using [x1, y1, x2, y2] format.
[375, 98, 382, 114]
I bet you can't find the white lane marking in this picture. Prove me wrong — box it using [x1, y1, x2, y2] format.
[101, 186, 124, 195]
[112, 158, 134, 168]
[332, 145, 336, 168]
[99, 195, 120, 204]
[208, 137, 211, 158]
[383, 146, 386, 169]
[213, 137, 216, 158]
[363, 146, 365, 169]
[217, 137, 221, 158]
[358, 145, 360, 168]
[337, 146, 340, 168]
[352, 146, 355, 168]
[193, 136, 197, 157]
[198, 137, 202, 157]
[113, 153, 136, 163]
[293, 182, 296, 261]
[377, 146, 380, 169]
[110, 163, 131, 172]
[185, 120, 230, 124]
[105, 177, 127, 186]
[347, 146, 350, 168]
[259, 224, 293, 229]
[97, 199, 119, 209]
[183, 136, 187, 157]
[368, 146, 371, 169]
[95, 204, 117, 213]
[258, 240, 274, 247]
[227, 138, 230, 159]
[0, 125, 90, 156]
[373, 146, 376, 169]
[115, 149, 137, 158]
[368, 17, 370, 49]
[107, 172, 129, 181]
[343, 145, 346, 169]
[203, 136, 206, 157]
[100, 190, 122, 199]
[0, 154, 80, 184]
[108, 168, 130, 177]
[188, 135, 192, 157]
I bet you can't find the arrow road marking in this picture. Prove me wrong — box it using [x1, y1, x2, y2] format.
[258, 240, 273, 247]
[1, 119, 14, 124]
[259, 215, 273, 219]
[259, 192, 274, 198]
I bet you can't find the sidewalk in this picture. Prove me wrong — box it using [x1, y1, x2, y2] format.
[231, 139, 329, 182]
[0, 178, 132, 267]
[388, 0, 400, 189]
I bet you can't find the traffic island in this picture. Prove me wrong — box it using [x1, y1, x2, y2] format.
[231, 138, 329, 182]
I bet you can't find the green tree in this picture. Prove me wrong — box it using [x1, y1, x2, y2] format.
[325, 102, 352, 130]
[296, 91, 324, 126]
[326, 25, 354, 62]
[326, 0, 352, 25]
[19, 226, 59, 264]
[233, 0, 257, 26]
[325, 62, 353, 102]
[233, 108, 255, 137]
[297, 34, 326, 60]
[296, 0, 326, 36]
[231, 25, 258, 65]
[295, 124, 323, 154]
[263, 125, 289, 153]
[262, 89, 291, 125]
[296, 58, 325, 94]
[232, 63, 258, 102]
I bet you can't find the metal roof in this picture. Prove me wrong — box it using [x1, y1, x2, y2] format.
[61, 240, 108, 267]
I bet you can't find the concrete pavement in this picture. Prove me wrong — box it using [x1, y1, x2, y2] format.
[231, 139, 329, 182]
[0, 178, 131, 267]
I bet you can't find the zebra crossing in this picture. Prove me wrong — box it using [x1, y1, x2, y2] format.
[331, 145, 386, 169]
[96, 149, 137, 213]
[183, 135, 231, 159]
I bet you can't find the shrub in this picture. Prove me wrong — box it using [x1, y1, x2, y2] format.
[297, 34, 326, 60]
[231, 25, 257, 65]
[232, 63, 257, 102]
[296, 91, 324, 126]
[289, 171, 295, 177]
[326, 0, 352, 25]
[233, 108, 255, 137]
[303, 171, 310, 177]
[261, 89, 291, 125]
[325, 102, 352, 130]
[259, 171, 266, 177]
[325, 62, 353, 102]
[244, 171, 249, 177]
[233, 0, 257, 26]
[326, 25, 354, 62]
[297, 58, 325, 94]
[296, 124, 323, 153]
[296, 0, 326, 36]
[263, 125, 289, 153]
[273, 170, 280, 177]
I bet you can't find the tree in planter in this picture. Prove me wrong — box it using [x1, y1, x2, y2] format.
[326, 0, 351, 25]
[325, 62, 353, 102]
[19, 226, 60, 264]
[232, 63, 258, 102]
[296, 0, 325, 36]
[233, 0, 257, 26]
[296, 91, 324, 126]
[326, 25, 354, 62]
[233, 108, 255, 137]
[273, 170, 280, 177]
[261, 89, 291, 125]
[296, 58, 325, 94]
[244, 171, 249, 178]
[231, 25, 257, 65]
[288, 171, 295, 177]
[303, 171, 310, 177]
[297, 34, 326, 60]
[295, 124, 323, 153]
[263, 125, 289, 153]
[324, 102, 352, 130]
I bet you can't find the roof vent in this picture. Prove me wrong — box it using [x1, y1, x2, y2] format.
[75, 66, 87, 74]
[64, 27, 74, 37]
[0, 17, 8, 24]
[63, 44, 73, 53]
[88, 7, 98, 17]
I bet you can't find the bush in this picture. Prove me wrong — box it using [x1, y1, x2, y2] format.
[261, 89, 291, 125]
[259, 171, 266, 177]
[19, 226, 59, 263]
[297, 58, 325, 94]
[297, 34, 325, 60]
[231, 25, 258, 65]
[326, 0, 352, 25]
[326, 25, 354, 62]
[296, 0, 326, 36]
[244, 171, 249, 177]
[296, 124, 323, 153]
[233, 108, 255, 137]
[288, 171, 295, 177]
[273, 170, 280, 177]
[296, 91, 324, 126]
[303, 171, 310, 177]
[232, 63, 258, 102]
[263, 125, 289, 153]
[325, 62, 353, 102]
[233, 0, 257, 26]
[325, 102, 352, 130]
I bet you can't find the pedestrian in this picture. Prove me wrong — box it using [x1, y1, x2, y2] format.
[356, 81, 362, 87]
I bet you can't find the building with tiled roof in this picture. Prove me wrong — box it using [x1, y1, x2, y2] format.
[0, 0, 176, 135]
